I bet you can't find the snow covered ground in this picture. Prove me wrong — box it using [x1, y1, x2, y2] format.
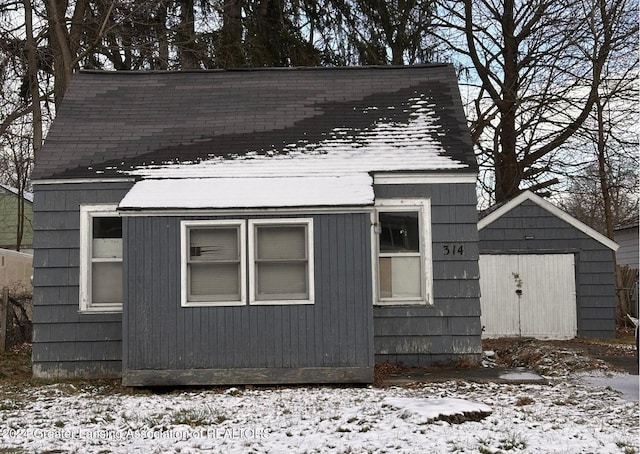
[1, 376, 637, 453]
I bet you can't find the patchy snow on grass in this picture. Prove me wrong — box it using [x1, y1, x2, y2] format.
[0, 379, 637, 453]
[382, 397, 492, 423]
[575, 371, 640, 402]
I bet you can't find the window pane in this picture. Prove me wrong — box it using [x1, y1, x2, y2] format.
[93, 217, 122, 239]
[92, 217, 123, 258]
[93, 238, 122, 259]
[256, 226, 306, 260]
[92, 262, 122, 303]
[189, 263, 240, 300]
[379, 256, 421, 298]
[379, 212, 420, 252]
[257, 262, 307, 299]
[190, 228, 238, 261]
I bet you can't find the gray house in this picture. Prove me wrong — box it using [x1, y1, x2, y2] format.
[614, 221, 639, 271]
[32, 65, 481, 386]
[478, 191, 618, 339]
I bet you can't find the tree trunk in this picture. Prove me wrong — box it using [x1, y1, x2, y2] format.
[177, 0, 200, 69]
[220, 0, 245, 68]
[495, 0, 520, 202]
[23, 0, 42, 162]
[45, 0, 76, 106]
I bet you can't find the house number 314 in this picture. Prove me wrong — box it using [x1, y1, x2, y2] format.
[443, 244, 464, 256]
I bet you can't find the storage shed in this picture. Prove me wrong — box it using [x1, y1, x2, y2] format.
[478, 191, 618, 339]
[32, 65, 482, 386]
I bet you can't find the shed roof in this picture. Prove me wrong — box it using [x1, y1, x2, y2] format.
[0, 184, 33, 203]
[478, 191, 619, 251]
[34, 65, 476, 182]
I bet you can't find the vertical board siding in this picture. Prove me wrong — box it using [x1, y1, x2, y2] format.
[479, 254, 577, 339]
[372, 182, 483, 366]
[479, 200, 616, 338]
[32, 182, 134, 378]
[124, 213, 374, 373]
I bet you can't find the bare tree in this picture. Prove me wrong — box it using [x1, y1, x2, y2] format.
[585, 0, 638, 241]
[559, 161, 638, 235]
[22, 0, 42, 161]
[434, 0, 636, 203]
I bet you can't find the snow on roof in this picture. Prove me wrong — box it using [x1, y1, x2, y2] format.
[34, 65, 478, 181]
[127, 94, 465, 181]
[118, 175, 374, 210]
[0, 184, 33, 203]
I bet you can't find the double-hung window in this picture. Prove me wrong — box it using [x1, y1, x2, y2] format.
[79, 205, 123, 312]
[375, 199, 432, 305]
[180, 218, 314, 306]
[249, 219, 314, 305]
[181, 220, 246, 306]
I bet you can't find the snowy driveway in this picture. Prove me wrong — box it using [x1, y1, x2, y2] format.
[1, 377, 638, 453]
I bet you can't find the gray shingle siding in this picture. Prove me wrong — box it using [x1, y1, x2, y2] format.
[614, 225, 639, 269]
[32, 182, 133, 378]
[479, 200, 616, 339]
[373, 182, 482, 366]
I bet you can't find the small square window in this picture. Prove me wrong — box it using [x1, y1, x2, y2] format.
[379, 212, 420, 252]
[181, 221, 246, 306]
[249, 219, 314, 305]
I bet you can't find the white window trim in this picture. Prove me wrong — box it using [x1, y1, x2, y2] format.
[180, 219, 246, 307]
[248, 218, 315, 306]
[79, 204, 122, 313]
[373, 198, 433, 306]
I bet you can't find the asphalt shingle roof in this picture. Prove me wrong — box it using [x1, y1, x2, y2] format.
[34, 65, 477, 181]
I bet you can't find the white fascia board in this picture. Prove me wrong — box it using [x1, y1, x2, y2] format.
[478, 191, 619, 251]
[373, 172, 477, 185]
[118, 206, 374, 217]
[33, 178, 136, 185]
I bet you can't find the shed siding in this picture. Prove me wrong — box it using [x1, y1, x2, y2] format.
[479, 200, 616, 338]
[123, 213, 374, 384]
[373, 182, 482, 366]
[31, 182, 133, 378]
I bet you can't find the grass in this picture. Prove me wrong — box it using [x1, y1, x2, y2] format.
[515, 396, 534, 406]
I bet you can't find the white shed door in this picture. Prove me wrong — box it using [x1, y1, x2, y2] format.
[479, 254, 577, 340]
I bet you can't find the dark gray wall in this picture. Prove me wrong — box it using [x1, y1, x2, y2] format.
[479, 200, 617, 338]
[123, 213, 374, 385]
[614, 226, 639, 270]
[31, 181, 133, 378]
[32, 179, 483, 378]
[373, 182, 482, 366]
